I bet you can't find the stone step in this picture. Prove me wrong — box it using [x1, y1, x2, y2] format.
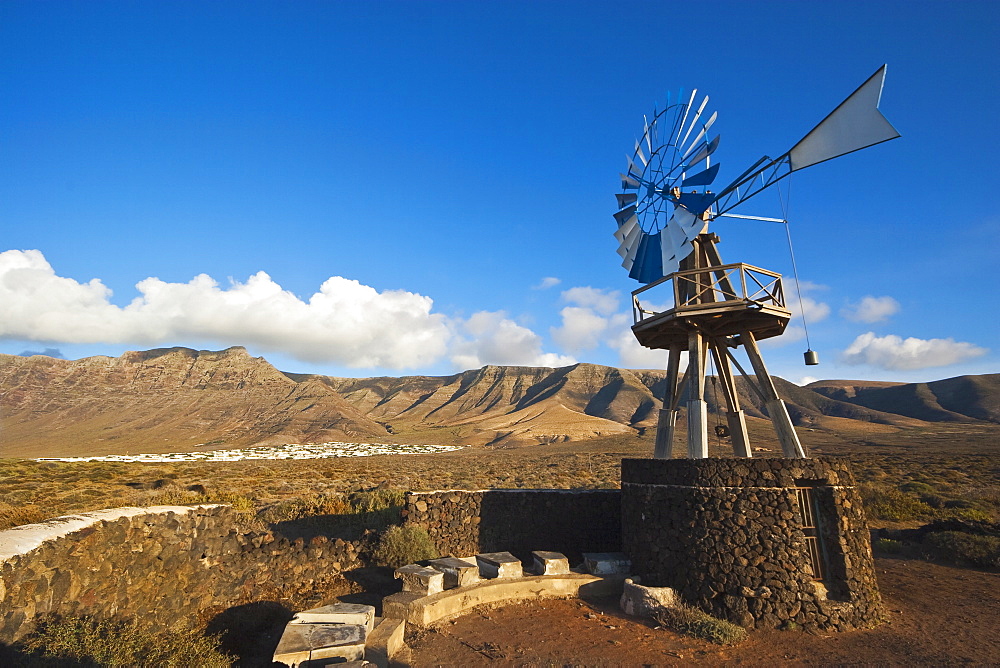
[364, 616, 405, 668]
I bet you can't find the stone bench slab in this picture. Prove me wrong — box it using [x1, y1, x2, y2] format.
[392, 573, 621, 628]
[395, 564, 444, 595]
[531, 550, 570, 575]
[272, 623, 366, 666]
[289, 602, 376, 632]
[476, 551, 523, 579]
[429, 556, 481, 589]
[582, 552, 631, 575]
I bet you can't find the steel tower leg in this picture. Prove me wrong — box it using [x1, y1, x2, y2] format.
[709, 338, 752, 457]
[686, 331, 709, 458]
[654, 345, 683, 459]
[741, 331, 807, 458]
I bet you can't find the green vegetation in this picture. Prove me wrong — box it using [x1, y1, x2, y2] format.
[859, 484, 933, 521]
[859, 478, 998, 524]
[924, 531, 1000, 568]
[15, 615, 231, 667]
[871, 537, 905, 554]
[653, 604, 747, 645]
[372, 525, 439, 567]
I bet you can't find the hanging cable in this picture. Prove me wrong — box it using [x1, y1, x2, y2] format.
[776, 178, 818, 364]
[709, 354, 728, 442]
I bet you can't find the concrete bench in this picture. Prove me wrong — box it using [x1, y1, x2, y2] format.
[382, 573, 620, 628]
[289, 602, 376, 632]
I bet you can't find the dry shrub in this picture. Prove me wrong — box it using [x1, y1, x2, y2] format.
[259, 493, 354, 524]
[372, 525, 438, 568]
[653, 604, 747, 646]
[349, 488, 405, 513]
[0, 502, 47, 530]
[17, 615, 232, 667]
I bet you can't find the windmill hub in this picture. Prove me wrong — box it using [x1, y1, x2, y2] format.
[614, 66, 899, 461]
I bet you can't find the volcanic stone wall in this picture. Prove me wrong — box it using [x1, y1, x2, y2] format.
[621, 457, 881, 631]
[402, 489, 621, 563]
[0, 505, 364, 643]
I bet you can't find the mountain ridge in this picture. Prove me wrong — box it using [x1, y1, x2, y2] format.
[1, 347, 996, 457]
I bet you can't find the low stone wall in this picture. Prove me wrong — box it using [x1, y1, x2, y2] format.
[0, 505, 364, 643]
[402, 489, 621, 563]
[621, 457, 881, 631]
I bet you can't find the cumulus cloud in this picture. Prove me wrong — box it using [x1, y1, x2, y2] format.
[549, 287, 623, 355]
[841, 295, 901, 323]
[786, 294, 830, 324]
[841, 332, 988, 371]
[548, 285, 671, 368]
[600, 312, 671, 369]
[0, 249, 573, 371]
[533, 276, 561, 290]
[552, 306, 610, 353]
[451, 311, 575, 369]
[560, 286, 621, 316]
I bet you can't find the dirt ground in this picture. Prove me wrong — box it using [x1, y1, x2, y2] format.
[401, 556, 1000, 666]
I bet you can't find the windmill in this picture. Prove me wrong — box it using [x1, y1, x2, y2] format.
[615, 66, 899, 460]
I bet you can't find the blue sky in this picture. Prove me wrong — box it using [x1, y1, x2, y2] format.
[1, 0, 997, 384]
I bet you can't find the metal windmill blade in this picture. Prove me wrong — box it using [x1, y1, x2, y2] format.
[614, 65, 900, 285]
[614, 92, 721, 283]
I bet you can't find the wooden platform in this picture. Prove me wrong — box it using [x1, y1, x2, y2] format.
[632, 300, 790, 349]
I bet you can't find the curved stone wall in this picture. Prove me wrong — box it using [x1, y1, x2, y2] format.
[0, 505, 364, 643]
[621, 457, 881, 631]
[402, 489, 621, 562]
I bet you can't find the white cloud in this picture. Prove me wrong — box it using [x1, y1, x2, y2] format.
[560, 286, 620, 316]
[786, 294, 830, 324]
[549, 286, 622, 355]
[778, 280, 830, 325]
[759, 325, 806, 348]
[451, 311, 575, 369]
[796, 376, 819, 386]
[605, 314, 668, 369]
[533, 276, 561, 290]
[841, 295, 901, 323]
[551, 306, 609, 353]
[0, 249, 575, 371]
[841, 331, 988, 371]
